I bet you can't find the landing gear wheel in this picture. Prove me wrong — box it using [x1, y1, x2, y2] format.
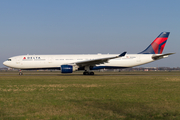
[90, 72, 94, 75]
[83, 72, 89, 75]
[83, 71, 94, 75]
[19, 72, 23, 76]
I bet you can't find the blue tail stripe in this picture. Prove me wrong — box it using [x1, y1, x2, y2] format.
[158, 40, 167, 54]
[157, 32, 170, 38]
[138, 44, 155, 54]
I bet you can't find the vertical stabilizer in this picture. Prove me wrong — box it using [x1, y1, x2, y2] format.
[139, 32, 170, 54]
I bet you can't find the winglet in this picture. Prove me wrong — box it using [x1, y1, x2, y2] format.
[119, 52, 127, 57]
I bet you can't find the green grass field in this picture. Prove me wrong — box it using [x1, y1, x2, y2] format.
[0, 71, 180, 120]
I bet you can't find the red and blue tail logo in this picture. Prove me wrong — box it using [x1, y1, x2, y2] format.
[139, 32, 170, 54]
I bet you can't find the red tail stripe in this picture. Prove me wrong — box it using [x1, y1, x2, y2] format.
[160, 43, 166, 54]
[153, 37, 168, 44]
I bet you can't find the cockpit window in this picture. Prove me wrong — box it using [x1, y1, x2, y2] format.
[7, 59, 11, 61]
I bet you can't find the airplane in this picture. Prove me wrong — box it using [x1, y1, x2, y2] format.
[3, 32, 174, 75]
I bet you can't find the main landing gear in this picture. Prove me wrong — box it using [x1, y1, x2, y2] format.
[83, 71, 94, 75]
[83, 66, 94, 75]
[19, 70, 23, 76]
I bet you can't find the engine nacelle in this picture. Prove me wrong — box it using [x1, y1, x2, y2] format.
[61, 65, 78, 73]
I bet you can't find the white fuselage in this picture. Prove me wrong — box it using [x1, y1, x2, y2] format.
[3, 54, 155, 69]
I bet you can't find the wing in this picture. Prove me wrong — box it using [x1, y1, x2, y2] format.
[74, 52, 127, 67]
[152, 53, 175, 60]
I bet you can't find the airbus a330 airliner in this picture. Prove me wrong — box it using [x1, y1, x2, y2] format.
[3, 32, 174, 75]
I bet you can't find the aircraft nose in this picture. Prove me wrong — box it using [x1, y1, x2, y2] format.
[3, 61, 8, 67]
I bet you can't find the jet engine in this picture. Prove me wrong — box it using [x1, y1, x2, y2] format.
[61, 65, 78, 73]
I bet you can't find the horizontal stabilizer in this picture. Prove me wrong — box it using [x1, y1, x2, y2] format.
[152, 53, 175, 60]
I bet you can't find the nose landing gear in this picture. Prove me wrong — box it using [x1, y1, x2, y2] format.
[19, 70, 23, 76]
